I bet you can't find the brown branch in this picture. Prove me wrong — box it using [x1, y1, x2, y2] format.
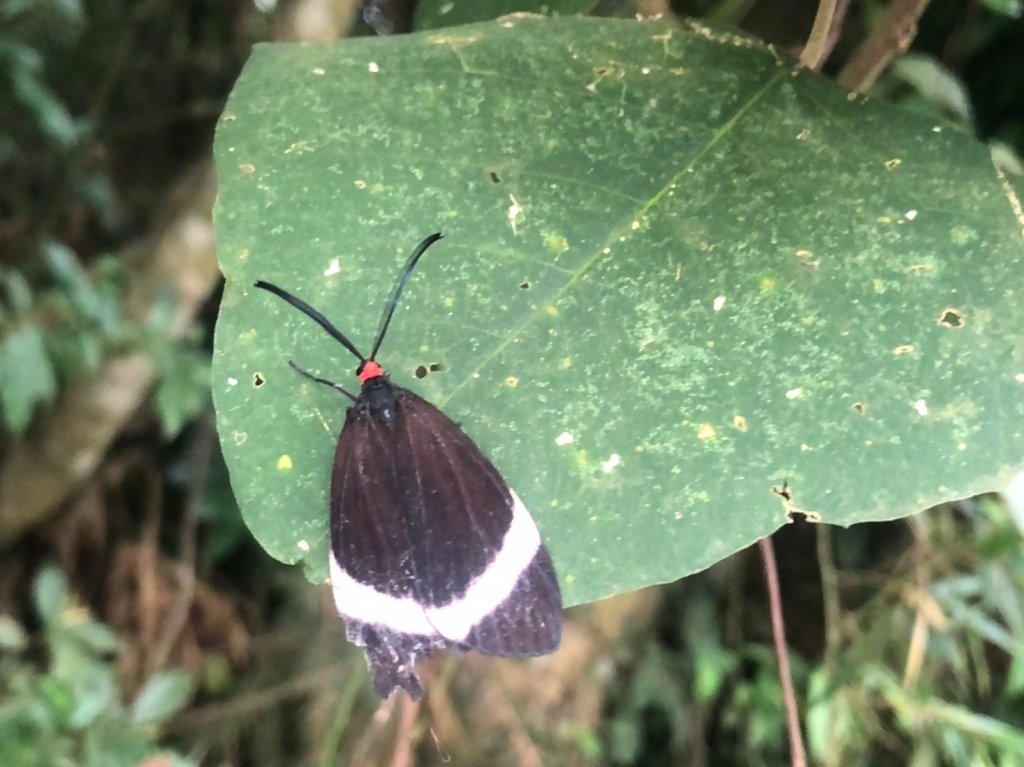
[800, 0, 853, 71]
[759, 535, 807, 767]
[837, 0, 931, 92]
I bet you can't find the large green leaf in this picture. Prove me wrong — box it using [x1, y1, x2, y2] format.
[212, 16, 1024, 607]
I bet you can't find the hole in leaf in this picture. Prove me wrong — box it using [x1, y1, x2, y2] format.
[771, 481, 822, 523]
[414, 362, 445, 379]
[253, 372, 266, 388]
[938, 308, 964, 328]
[489, 171, 501, 183]
[519, 280, 531, 290]
[852, 402, 867, 415]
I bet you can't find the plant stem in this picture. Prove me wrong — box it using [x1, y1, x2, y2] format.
[760, 535, 807, 767]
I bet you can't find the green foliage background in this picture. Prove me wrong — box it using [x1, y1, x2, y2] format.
[4, 0, 1024, 763]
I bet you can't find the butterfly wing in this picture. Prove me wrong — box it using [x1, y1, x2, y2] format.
[396, 389, 561, 655]
[327, 384, 561, 697]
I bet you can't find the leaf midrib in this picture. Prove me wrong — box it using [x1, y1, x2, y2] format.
[439, 66, 788, 407]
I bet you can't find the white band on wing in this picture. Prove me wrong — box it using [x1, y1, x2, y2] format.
[328, 490, 541, 641]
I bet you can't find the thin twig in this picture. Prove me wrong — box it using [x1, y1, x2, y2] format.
[903, 607, 930, 689]
[171, 664, 347, 730]
[800, 0, 853, 71]
[390, 695, 421, 767]
[759, 536, 807, 767]
[350, 695, 400, 766]
[816, 525, 842, 661]
[316, 671, 366, 767]
[837, 0, 931, 92]
[137, 464, 165, 684]
[815, 524, 843, 767]
[148, 415, 214, 673]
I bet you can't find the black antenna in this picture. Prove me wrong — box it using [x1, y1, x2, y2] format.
[253, 232, 444, 378]
[369, 232, 443, 360]
[254, 280, 368, 363]
[287, 360, 358, 402]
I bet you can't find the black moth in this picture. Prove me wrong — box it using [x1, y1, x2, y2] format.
[255, 233, 562, 699]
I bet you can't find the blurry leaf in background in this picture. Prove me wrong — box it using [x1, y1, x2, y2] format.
[43, 241, 111, 330]
[0, 41, 79, 148]
[0, 566, 197, 767]
[213, 16, 1024, 607]
[0, 615, 28, 651]
[979, 0, 1022, 17]
[890, 53, 973, 122]
[0, 242, 133, 435]
[199, 453, 251, 563]
[154, 342, 212, 438]
[32, 564, 70, 625]
[130, 670, 194, 726]
[0, 324, 57, 434]
[0, 270, 33, 313]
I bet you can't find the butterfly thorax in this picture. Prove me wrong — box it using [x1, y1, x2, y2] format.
[358, 374, 399, 425]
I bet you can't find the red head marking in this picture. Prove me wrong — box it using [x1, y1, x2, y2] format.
[358, 360, 384, 383]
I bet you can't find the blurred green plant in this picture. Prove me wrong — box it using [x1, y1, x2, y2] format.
[0, 565, 196, 767]
[0, 0, 231, 440]
[0, 0, 105, 250]
[600, 498, 1024, 765]
[604, 587, 804, 766]
[152, 335, 213, 439]
[805, 499, 1024, 766]
[0, 240, 211, 438]
[0, 242, 122, 434]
